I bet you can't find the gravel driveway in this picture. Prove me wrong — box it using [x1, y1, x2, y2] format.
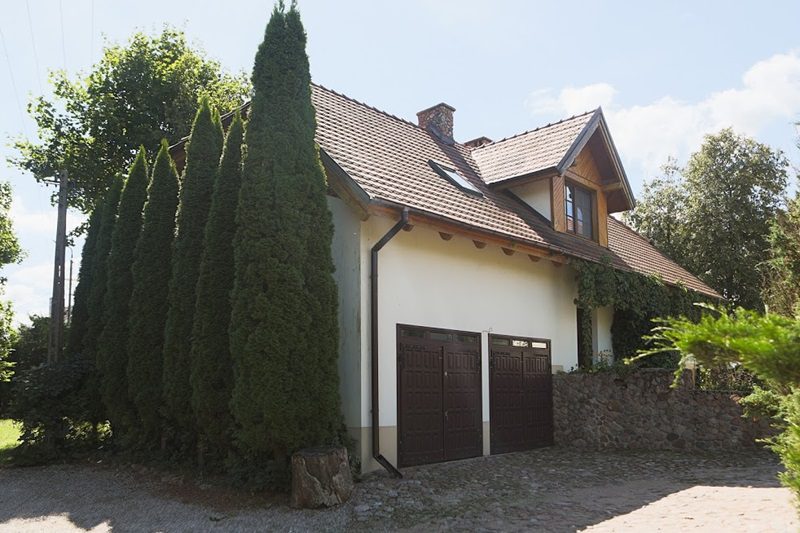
[0, 449, 795, 532]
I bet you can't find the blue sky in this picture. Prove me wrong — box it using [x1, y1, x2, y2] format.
[1, 0, 799, 323]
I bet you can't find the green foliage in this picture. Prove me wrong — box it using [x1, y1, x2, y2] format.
[162, 98, 223, 452]
[65, 206, 103, 357]
[126, 141, 180, 448]
[636, 306, 800, 498]
[9, 315, 49, 371]
[764, 192, 800, 317]
[229, 3, 344, 465]
[11, 28, 250, 213]
[98, 149, 150, 439]
[627, 129, 789, 310]
[190, 112, 244, 461]
[0, 183, 23, 269]
[0, 419, 21, 464]
[84, 178, 123, 362]
[695, 365, 760, 393]
[7, 358, 101, 463]
[740, 385, 786, 427]
[573, 257, 705, 366]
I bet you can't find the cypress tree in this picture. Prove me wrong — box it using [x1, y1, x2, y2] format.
[229, 3, 343, 462]
[98, 148, 150, 438]
[84, 178, 123, 362]
[65, 205, 103, 357]
[162, 97, 224, 450]
[126, 140, 180, 447]
[190, 112, 245, 461]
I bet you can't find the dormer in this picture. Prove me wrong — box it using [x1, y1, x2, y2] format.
[470, 109, 634, 247]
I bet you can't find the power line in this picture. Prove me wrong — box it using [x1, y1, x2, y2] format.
[0, 25, 29, 140]
[25, 0, 43, 95]
[58, 0, 67, 70]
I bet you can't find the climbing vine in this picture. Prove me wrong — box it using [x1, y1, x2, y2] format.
[573, 256, 710, 368]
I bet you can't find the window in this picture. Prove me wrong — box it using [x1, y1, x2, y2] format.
[565, 182, 594, 239]
[429, 160, 483, 196]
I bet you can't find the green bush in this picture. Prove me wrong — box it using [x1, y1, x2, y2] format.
[7, 359, 104, 462]
[638, 305, 800, 500]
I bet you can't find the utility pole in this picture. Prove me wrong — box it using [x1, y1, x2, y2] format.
[66, 246, 74, 325]
[47, 169, 68, 364]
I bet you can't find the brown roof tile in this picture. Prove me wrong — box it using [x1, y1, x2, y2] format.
[470, 112, 595, 184]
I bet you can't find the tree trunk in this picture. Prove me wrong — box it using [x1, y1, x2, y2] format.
[290, 446, 353, 509]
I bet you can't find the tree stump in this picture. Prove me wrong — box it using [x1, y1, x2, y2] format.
[290, 446, 353, 509]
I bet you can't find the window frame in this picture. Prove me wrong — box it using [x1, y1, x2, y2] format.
[564, 180, 596, 241]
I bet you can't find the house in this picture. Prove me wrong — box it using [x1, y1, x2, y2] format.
[172, 84, 717, 475]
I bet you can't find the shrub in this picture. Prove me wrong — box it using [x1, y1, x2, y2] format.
[7, 359, 104, 462]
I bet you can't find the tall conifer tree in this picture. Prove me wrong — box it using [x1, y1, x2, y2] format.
[65, 205, 103, 357]
[162, 97, 224, 450]
[98, 148, 150, 437]
[84, 178, 123, 361]
[190, 112, 244, 460]
[127, 140, 180, 447]
[229, 3, 343, 461]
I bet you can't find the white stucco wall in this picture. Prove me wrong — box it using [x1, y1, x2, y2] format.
[364, 216, 579, 434]
[327, 197, 363, 430]
[511, 179, 552, 221]
[594, 306, 614, 358]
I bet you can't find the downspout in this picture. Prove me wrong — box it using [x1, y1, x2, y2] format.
[371, 206, 409, 478]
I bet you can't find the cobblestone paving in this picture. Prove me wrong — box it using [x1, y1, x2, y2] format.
[0, 448, 795, 532]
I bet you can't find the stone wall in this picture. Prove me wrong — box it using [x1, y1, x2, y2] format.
[553, 369, 772, 451]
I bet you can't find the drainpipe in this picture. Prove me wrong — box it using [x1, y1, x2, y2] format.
[370, 206, 409, 478]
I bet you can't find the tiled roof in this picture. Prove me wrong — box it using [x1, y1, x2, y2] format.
[471, 112, 595, 185]
[170, 84, 718, 298]
[606, 217, 716, 297]
[308, 85, 717, 298]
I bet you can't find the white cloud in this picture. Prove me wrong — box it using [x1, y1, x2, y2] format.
[9, 194, 57, 236]
[525, 51, 800, 177]
[4, 262, 55, 324]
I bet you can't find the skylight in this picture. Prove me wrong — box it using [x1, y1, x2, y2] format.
[429, 160, 483, 196]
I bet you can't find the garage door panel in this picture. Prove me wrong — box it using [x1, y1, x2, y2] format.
[398, 339, 444, 467]
[490, 336, 553, 454]
[398, 326, 482, 467]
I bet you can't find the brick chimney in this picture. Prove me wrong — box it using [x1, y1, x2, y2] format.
[417, 103, 455, 143]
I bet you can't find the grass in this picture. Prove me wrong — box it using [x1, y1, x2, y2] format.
[0, 419, 20, 465]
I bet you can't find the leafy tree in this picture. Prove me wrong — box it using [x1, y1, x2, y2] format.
[83, 178, 123, 361]
[98, 149, 150, 438]
[126, 141, 180, 448]
[764, 193, 800, 317]
[162, 98, 223, 451]
[229, 3, 343, 466]
[11, 28, 250, 213]
[65, 206, 103, 357]
[10, 315, 50, 371]
[623, 159, 687, 264]
[190, 112, 244, 461]
[629, 129, 789, 310]
[0, 183, 23, 412]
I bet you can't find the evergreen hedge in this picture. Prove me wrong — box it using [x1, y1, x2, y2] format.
[126, 140, 180, 448]
[98, 149, 150, 438]
[162, 97, 223, 451]
[84, 178, 123, 362]
[190, 112, 244, 461]
[229, 4, 343, 463]
[65, 205, 103, 358]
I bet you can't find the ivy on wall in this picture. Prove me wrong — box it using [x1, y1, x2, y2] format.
[573, 257, 709, 368]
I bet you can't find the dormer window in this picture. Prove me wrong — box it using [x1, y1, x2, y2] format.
[429, 160, 483, 196]
[565, 182, 594, 239]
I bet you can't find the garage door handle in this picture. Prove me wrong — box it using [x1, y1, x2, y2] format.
[444, 411, 448, 419]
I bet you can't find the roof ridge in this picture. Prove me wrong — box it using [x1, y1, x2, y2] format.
[312, 83, 421, 130]
[472, 108, 597, 151]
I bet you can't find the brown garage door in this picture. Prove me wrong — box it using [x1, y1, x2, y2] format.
[489, 335, 553, 454]
[397, 325, 482, 467]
